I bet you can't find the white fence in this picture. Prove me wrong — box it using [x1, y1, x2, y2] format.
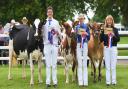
[0, 34, 10, 60]
[119, 31, 128, 36]
[117, 44, 128, 50]
[0, 31, 128, 61]
[117, 31, 128, 60]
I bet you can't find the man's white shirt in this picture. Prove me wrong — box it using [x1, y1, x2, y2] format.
[43, 18, 61, 45]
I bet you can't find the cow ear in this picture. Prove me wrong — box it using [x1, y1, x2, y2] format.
[87, 23, 92, 30]
[41, 18, 47, 25]
[72, 21, 79, 28]
[97, 24, 100, 30]
[34, 19, 46, 31]
[100, 24, 104, 31]
[32, 23, 36, 30]
[38, 22, 43, 30]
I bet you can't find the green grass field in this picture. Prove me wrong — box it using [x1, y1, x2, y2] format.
[0, 65, 128, 89]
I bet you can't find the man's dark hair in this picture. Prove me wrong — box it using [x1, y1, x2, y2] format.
[47, 6, 53, 11]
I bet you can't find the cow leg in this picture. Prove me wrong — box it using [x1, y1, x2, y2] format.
[72, 59, 76, 82]
[8, 40, 13, 80]
[38, 55, 43, 84]
[30, 53, 34, 85]
[8, 53, 13, 80]
[65, 63, 69, 83]
[22, 59, 26, 79]
[92, 61, 96, 83]
[98, 60, 102, 81]
[90, 60, 94, 76]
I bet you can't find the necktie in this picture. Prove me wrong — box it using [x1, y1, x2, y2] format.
[108, 33, 113, 48]
[48, 19, 52, 25]
[48, 19, 53, 44]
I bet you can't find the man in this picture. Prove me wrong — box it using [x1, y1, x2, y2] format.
[21, 17, 28, 25]
[13, 17, 29, 30]
[43, 6, 61, 88]
[75, 14, 90, 87]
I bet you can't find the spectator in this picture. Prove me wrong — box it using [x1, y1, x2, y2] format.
[0, 22, 4, 46]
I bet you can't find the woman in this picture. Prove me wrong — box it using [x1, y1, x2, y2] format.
[100, 15, 120, 86]
[75, 14, 90, 87]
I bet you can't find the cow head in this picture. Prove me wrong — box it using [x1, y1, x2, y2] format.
[91, 22, 101, 39]
[62, 22, 77, 39]
[72, 20, 79, 28]
[33, 18, 46, 40]
[63, 22, 72, 37]
[34, 19, 41, 37]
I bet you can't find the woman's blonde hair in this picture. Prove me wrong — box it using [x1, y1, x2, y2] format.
[104, 15, 115, 27]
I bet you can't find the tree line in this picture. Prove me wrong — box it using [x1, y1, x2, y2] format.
[0, 0, 128, 26]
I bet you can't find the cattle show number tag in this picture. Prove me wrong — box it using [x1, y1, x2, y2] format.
[78, 28, 85, 35]
[104, 28, 113, 34]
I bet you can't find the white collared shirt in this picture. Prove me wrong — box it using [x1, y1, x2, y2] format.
[43, 18, 61, 45]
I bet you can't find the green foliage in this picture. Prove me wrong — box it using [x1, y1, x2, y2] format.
[0, 0, 128, 26]
[91, 0, 128, 26]
[1, 0, 47, 23]
[0, 0, 91, 24]
[91, 0, 121, 23]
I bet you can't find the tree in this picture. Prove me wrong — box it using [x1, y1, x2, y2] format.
[0, 0, 44, 24]
[90, 0, 128, 26]
[115, 0, 128, 26]
[0, 0, 128, 26]
[0, 0, 91, 24]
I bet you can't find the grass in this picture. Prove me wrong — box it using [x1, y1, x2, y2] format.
[0, 65, 128, 89]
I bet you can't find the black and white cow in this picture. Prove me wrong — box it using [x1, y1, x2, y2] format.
[8, 19, 45, 85]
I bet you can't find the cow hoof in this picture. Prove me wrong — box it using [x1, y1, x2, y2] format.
[91, 72, 93, 76]
[22, 76, 26, 79]
[38, 80, 43, 84]
[30, 83, 34, 86]
[93, 80, 96, 83]
[98, 77, 101, 82]
[8, 75, 12, 80]
[72, 77, 75, 82]
[66, 80, 69, 84]
[8, 77, 12, 80]
[30, 81, 34, 86]
[98, 79, 101, 82]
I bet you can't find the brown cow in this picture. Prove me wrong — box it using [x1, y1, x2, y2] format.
[88, 22, 104, 82]
[60, 22, 77, 83]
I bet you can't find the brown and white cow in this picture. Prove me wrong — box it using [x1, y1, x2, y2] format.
[60, 22, 77, 83]
[88, 22, 104, 82]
